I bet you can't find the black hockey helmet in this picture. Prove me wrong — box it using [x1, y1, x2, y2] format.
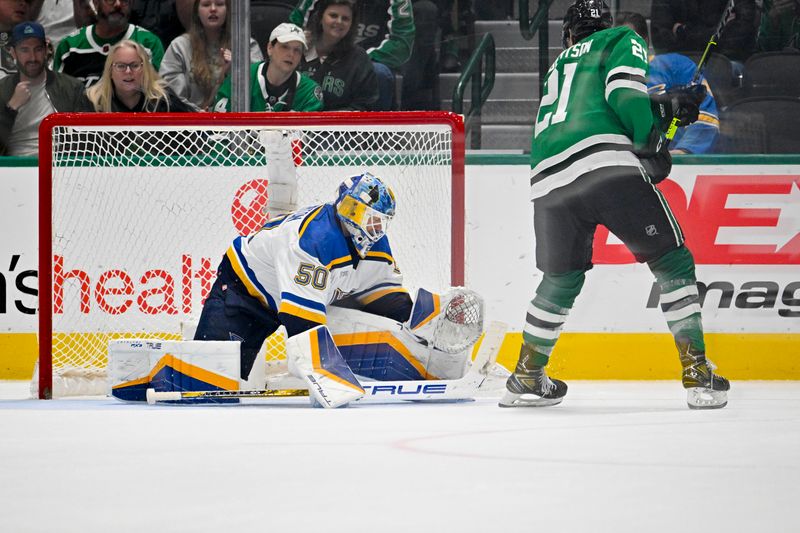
[562, 0, 613, 48]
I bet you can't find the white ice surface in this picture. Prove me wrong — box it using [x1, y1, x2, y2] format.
[1, 380, 799, 533]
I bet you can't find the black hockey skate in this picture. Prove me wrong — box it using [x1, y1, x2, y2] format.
[499, 363, 567, 408]
[680, 347, 730, 410]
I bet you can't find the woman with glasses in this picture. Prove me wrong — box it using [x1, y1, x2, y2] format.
[86, 39, 192, 111]
[53, 0, 164, 87]
[159, 0, 262, 111]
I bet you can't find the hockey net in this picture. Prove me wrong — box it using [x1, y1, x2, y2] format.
[36, 112, 465, 398]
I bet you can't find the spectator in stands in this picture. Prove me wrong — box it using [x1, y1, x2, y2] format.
[0, 21, 92, 155]
[291, 0, 414, 110]
[298, 0, 377, 111]
[213, 22, 323, 112]
[399, 0, 440, 110]
[617, 11, 719, 155]
[30, 1, 94, 47]
[53, 0, 164, 87]
[160, 0, 262, 111]
[757, 0, 800, 51]
[438, 0, 461, 73]
[1, 0, 34, 80]
[86, 39, 191, 111]
[130, 0, 184, 50]
[650, 0, 757, 74]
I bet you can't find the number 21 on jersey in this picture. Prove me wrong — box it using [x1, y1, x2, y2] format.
[535, 63, 577, 137]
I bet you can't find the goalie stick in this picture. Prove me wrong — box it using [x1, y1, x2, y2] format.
[146, 321, 508, 405]
[666, 0, 736, 140]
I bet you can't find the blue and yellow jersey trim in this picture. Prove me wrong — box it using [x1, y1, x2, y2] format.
[363, 249, 394, 264]
[297, 204, 356, 271]
[697, 111, 720, 128]
[353, 282, 409, 305]
[226, 236, 277, 311]
[279, 291, 327, 324]
[261, 214, 288, 230]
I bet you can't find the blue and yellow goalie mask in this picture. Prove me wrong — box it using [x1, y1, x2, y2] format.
[335, 173, 396, 257]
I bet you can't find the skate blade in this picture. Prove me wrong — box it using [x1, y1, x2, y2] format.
[498, 391, 563, 408]
[686, 387, 728, 410]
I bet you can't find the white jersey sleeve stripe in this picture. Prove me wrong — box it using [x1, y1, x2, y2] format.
[605, 79, 648, 101]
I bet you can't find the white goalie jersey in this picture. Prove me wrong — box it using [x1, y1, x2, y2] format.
[226, 202, 408, 327]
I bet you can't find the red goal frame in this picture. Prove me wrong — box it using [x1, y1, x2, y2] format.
[37, 111, 466, 399]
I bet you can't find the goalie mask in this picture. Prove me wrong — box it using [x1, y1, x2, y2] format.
[335, 172, 396, 258]
[562, 0, 613, 48]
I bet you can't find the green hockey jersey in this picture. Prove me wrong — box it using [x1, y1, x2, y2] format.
[530, 25, 655, 199]
[53, 24, 164, 88]
[213, 63, 324, 112]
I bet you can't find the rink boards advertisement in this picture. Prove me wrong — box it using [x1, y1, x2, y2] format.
[1, 157, 798, 379]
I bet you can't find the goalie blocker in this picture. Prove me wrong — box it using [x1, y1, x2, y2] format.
[113, 287, 498, 407]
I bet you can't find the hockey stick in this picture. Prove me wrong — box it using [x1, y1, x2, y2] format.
[146, 388, 308, 404]
[665, 0, 736, 140]
[146, 321, 508, 405]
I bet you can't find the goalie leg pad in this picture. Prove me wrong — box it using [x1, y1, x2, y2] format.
[287, 325, 365, 408]
[327, 305, 472, 381]
[109, 340, 241, 403]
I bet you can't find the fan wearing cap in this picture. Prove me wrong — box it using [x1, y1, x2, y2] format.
[213, 22, 323, 112]
[1, 0, 33, 80]
[0, 21, 91, 156]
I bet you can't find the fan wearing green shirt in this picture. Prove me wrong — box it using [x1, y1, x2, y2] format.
[53, 0, 164, 88]
[213, 22, 323, 112]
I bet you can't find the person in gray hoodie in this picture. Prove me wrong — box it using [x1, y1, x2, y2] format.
[159, 0, 261, 110]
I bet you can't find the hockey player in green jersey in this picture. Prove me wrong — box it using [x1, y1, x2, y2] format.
[500, 0, 730, 410]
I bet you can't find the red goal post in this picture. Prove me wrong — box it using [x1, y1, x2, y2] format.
[37, 111, 465, 398]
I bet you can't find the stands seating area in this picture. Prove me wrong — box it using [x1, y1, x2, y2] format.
[2, 0, 799, 154]
[436, 1, 800, 154]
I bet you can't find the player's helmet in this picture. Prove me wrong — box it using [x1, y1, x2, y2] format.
[335, 172, 396, 258]
[562, 0, 613, 48]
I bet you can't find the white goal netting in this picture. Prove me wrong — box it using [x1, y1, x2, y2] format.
[37, 113, 463, 397]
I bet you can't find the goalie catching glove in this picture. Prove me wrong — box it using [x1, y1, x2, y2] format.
[404, 287, 484, 354]
[650, 83, 707, 133]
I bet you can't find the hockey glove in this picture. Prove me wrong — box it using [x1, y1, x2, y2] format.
[636, 127, 672, 184]
[650, 84, 707, 132]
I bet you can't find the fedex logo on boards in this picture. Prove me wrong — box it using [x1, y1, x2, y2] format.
[594, 175, 800, 264]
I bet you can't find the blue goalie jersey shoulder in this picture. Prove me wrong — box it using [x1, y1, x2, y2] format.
[297, 204, 355, 269]
[648, 53, 698, 90]
[362, 235, 395, 264]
